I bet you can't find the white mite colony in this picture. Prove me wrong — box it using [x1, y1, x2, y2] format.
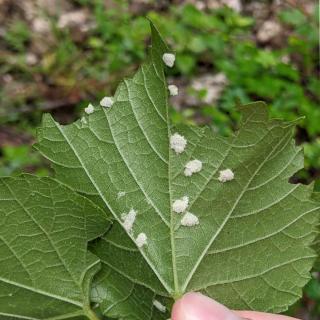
[122, 209, 137, 233]
[162, 53, 175, 67]
[80, 117, 87, 124]
[218, 169, 234, 182]
[84, 103, 94, 114]
[168, 84, 179, 96]
[181, 212, 199, 227]
[100, 96, 114, 108]
[136, 233, 147, 248]
[153, 300, 166, 313]
[184, 159, 202, 176]
[170, 133, 187, 154]
[172, 196, 189, 213]
[117, 191, 126, 199]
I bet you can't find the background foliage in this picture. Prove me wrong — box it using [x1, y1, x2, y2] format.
[0, 0, 319, 318]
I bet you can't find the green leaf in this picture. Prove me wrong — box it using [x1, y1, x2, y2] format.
[35, 23, 320, 317]
[90, 252, 170, 320]
[312, 192, 320, 271]
[0, 175, 110, 319]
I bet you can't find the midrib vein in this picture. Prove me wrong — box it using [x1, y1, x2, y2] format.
[168, 122, 179, 296]
[141, 66, 167, 123]
[160, 65, 180, 296]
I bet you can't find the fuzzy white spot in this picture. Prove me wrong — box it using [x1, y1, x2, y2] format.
[153, 300, 166, 313]
[117, 191, 125, 199]
[136, 233, 147, 248]
[100, 96, 114, 108]
[81, 117, 87, 124]
[122, 209, 137, 233]
[84, 103, 94, 114]
[218, 169, 234, 182]
[184, 159, 202, 176]
[181, 212, 199, 227]
[172, 196, 189, 213]
[168, 84, 178, 96]
[170, 133, 187, 154]
[162, 53, 175, 67]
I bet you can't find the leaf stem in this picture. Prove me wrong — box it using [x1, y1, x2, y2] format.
[84, 307, 100, 320]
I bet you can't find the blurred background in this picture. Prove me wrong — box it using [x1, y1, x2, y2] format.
[0, 0, 319, 318]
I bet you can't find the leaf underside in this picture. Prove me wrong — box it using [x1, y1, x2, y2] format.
[18, 22, 320, 318]
[0, 175, 110, 319]
[312, 192, 320, 271]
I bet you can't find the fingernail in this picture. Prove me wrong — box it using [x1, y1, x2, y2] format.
[172, 292, 241, 320]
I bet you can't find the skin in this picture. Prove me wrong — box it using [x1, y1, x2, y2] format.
[171, 293, 300, 320]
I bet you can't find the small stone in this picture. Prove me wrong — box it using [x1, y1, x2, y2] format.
[257, 20, 282, 43]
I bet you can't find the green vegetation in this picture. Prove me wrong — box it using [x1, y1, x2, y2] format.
[0, 26, 319, 318]
[0, 1, 319, 317]
[1, 2, 319, 177]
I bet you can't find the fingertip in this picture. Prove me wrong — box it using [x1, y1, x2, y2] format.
[171, 295, 183, 320]
[234, 311, 300, 320]
[171, 292, 241, 320]
[171, 293, 300, 320]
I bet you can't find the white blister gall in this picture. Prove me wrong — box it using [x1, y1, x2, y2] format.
[181, 212, 199, 227]
[184, 159, 202, 176]
[162, 53, 175, 67]
[84, 103, 94, 114]
[218, 169, 234, 182]
[117, 191, 125, 199]
[170, 133, 187, 154]
[80, 117, 87, 124]
[136, 233, 147, 248]
[172, 196, 189, 213]
[122, 209, 137, 233]
[168, 84, 178, 96]
[153, 300, 166, 313]
[100, 96, 114, 108]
